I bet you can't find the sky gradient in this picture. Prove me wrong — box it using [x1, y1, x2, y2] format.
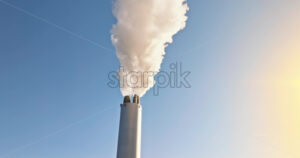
[0, 0, 299, 158]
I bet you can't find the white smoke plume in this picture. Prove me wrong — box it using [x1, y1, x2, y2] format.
[111, 0, 189, 97]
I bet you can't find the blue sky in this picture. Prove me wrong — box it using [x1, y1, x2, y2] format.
[1, 0, 299, 158]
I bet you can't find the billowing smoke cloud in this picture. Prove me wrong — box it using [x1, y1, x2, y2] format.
[111, 0, 189, 97]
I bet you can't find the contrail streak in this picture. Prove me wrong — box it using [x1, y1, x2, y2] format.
[0, 106, 117, 158]
[0, 0, 113, 53]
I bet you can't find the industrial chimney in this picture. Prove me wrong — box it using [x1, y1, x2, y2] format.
[116, 95, 142, 158]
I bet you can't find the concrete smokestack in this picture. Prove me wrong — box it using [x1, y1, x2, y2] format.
[117, 95, 142, 158]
